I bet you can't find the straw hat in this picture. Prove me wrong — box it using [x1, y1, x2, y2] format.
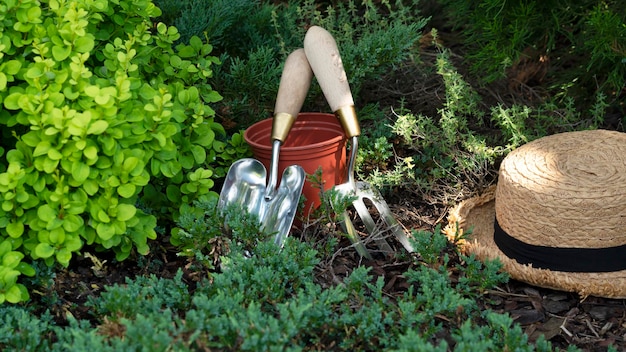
[444, 129, 626, 299]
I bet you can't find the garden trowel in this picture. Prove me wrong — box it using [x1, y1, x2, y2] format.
[218, 48, 312, 246]
[304, 26, 415, 254]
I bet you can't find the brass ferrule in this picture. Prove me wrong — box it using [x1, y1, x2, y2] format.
[271, 112, 296, 142]
[334, 105, 361, 138]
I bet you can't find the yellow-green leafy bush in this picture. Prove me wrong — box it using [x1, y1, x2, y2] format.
[0, 0, 225, 303]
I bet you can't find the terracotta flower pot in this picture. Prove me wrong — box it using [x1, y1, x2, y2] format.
[244, 112, 347, 217]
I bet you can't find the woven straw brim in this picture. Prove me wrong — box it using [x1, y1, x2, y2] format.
[445, 186, 626, 299]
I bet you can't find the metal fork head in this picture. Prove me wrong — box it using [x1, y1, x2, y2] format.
[336, 136, 415, 254]
[352, 182, 415, 253]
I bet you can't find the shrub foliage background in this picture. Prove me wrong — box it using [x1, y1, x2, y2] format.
[152, 0, 428, 127]
[438, 0, 625, 108]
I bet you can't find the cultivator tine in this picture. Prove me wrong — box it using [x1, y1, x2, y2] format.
[355, 182, 415, 253]
[339, 210, 373, 259]
[351, 195, 395, 254]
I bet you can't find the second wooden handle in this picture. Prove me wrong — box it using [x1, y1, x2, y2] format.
[304, 26, 360, 138]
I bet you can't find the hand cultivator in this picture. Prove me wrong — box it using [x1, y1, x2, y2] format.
[304, 26, 414, 255]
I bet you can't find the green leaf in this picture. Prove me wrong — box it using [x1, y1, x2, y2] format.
[32, 177, 46, 193]
[2, 60, 22, 75]
[95, 154, 114, 170]
[62, 214, 84, 232]
[42, 157, 59, 173]
[84, 145, 98, 160]
[139, 83, 157, 100]
[47, 147, 63, 160]
[177, 90, 189, 104]
[166, 185, 181, 202]
[64, 234, 82, 252]
[116, 204, 136, 222]
[0, 240, 11, 256]
[16, 191, 30, 203]
[73, 140, 86, 152]
[26, 6, 42, 23]
[203, 90, 223, 103]
[33, 141, 51, 157]
[5, 284, 26, 304]
[152, 132, 166, 146]
[83, 180, 99, 195]
[56, 248, 72, 267]
[117, 183, 136, 198]
[87, 120, 108, 134]
[96, 222, 115, 241]
[68, 115, 88, 135]
[135, 241, 150, 255]
[131, 172, 150, 186]
[84, 85, 99, 97]
[6, 222, 24, 238]
[189, 36, 203, 50]
[156, 22, 168, 34]
[178, 45, 196, 58]
[48, 92, 65, 106]
[34, 243, 55, 259]
[16, 262, 35, 277]
[74, 35, 95, 53]
[45, 126, 61, 137]
[95, 93, 111, 105]
[37, 204, 57, 222]
[99, 135, 116, 155]
[1, 267, 19, 286]
[3, 92, 22, 110]
[170, 55, 183, 67]
[3, 251, 24, 268]
[160, 161, 177, 178]
[63, 86, 80, 100]
[106, 175, 120, 188]
[21, 132, 40, 147]
[13, 22, 33, 33]
[48, 226, 65, 243]
[194, 128, 215, 147]
[115, 249, 131, 262]
[83, 227, 96, 245]
[181, 183, 197, 193]
[112, 220, 126, 236]
[25, 64, 44, 79]
[96, 209, 110, 223]
[52, 45, 71, 61]
[1, 201, 12, 212]
[71, 162, 90, 183]
[122, 156, 139, 173]
[180, 154, 194, 169]
[0, 72, 7, 90]
[190, 145, 206, 164]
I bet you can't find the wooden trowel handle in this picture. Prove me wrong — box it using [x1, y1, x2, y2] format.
[304, 26, 360, 138]
[271, 48, 313, 142]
